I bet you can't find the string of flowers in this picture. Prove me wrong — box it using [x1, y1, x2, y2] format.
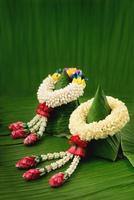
[69, 96, 130, 141]
[16, 96, 129, 187]
[9, 68, 86, 145]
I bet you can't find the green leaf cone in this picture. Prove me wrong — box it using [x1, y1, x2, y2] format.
[46, 70, 79, 136]
[87, 86, 122, 161]
[87, 85, 111, 123]
[54, 70, 70, 90]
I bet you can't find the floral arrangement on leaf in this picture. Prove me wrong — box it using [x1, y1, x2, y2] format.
[9, 68, 86, 145]
[16, 86, 129, 187]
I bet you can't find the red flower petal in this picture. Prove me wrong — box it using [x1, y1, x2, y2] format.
[49, 172, 65, 187]
[67, 146, 77, 154]
[9, 121, 23, 131]
[11, 129, 27, 139]
[74, 147, 85, 157]
[36, 103, 53, 117]
[23, 169, 41, 181]
[69, 135, 88, 148]
[16, 156, 37, 169]
[24, 133, 39, 146]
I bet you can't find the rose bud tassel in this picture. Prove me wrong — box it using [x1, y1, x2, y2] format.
[23, 169, 42, 181]
[9, 102, 53, 145]
[16, 91, 129, 187]
[49, 156, 81, 187]
[9, 122, 29, 139]
[22, 153, 73, 181]
[16, 151, 67, 169]
[19, 135, 87, 187]
[16, 156, 39, 169]
[9, 68, 86, 145]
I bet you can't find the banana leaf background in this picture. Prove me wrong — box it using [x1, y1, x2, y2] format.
[0, 0, 134, 199]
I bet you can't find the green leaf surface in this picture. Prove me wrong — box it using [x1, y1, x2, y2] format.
[1, 0, 134, 199]
[47, 70, 79, 136]
[121, 105, 134, 166]
[87, 85, 111, 123]
[1, 135, 134, 200]
[54, 71, 70, 90]
[87, 86, 121, 161]
[46, 101, 79, 136]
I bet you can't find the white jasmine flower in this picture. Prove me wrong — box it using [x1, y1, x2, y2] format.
[69, 96, 130, 141]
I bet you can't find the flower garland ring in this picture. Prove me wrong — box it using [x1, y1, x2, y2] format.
[37, 71, 86, 108]
[9, 68, 86, 145]
[69, 96, 130, 141]
[16, 96, 129, 188]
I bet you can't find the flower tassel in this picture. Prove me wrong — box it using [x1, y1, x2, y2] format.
[16, 135, 87, 187]
[9, 102, 53, 145]
[22, 153, 73, 181]
[49, 156, 81, 187]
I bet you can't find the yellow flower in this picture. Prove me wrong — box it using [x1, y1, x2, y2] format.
[51, 73, 61, 81]
[72, 77, 86, 87]
[66, 68, 77, 77]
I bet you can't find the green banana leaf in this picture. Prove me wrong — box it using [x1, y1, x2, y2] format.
[87, 85, 111, 123]
[1, 135, 134, 200]
[46, 69, 79, 136]
[86, 86, 122, 161]
[54, 70, 70, 90]
[121, 116, 134, 166]
[1, 0, 134, 199]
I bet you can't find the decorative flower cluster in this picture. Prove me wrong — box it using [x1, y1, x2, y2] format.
[9, 68, 86, 145]
[68, 135, 88, 157]
[16, 152, 75, 185]
[37, 68, 86, 107]
[51, 73, 61, 81]
[16, 134, 87, 187]
[49, 155, 80, 187]
[69, 96, 130, 141]
[16, 151, 67, 169]
[49, 172, 65, 187]
[14, 81, 130, 188]
[65, 68, 86, 80]
[9, 121, 29, 139]
[9, 104, 48, 145]
[15, 95, 130, 187]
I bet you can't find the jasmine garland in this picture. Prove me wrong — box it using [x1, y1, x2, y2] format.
[9, 68, 86, 145]
[16, 95, 129, 188]
[69, 96, 129, 141]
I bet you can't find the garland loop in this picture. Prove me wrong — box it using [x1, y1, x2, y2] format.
[69, 96, 130, 141]
[9, 68, 86, 145]
[15, 96, 130, 188]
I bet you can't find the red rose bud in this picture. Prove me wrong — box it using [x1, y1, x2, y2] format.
[69, 135, 88, 148]
[24, 133, 39, 145]
[74, 146, 85, 157]
[67, 146, 77, 155]
[16, 156, 37, 169]
[49, 172, 65, 187]
[11, 129, 27, 139]
[9, 121, 23, 131]
[36, 103, 53, 118]
[23, 169, 41, 181]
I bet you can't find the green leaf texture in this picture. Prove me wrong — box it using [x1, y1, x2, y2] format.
[54, 70, 70, 90]
[1, 0, 134, 199]
[87, 85, 111, 123]
[87, 86, 121, 161]
[47, 69, 79, 136]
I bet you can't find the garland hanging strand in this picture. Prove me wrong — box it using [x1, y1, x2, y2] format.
[16, 96, 129, 187]
[9, 68, 86, 145]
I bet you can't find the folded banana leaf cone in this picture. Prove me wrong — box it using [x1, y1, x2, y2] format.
[46, 70, 79, 136]
[86, 86, 130, 163]
[15, 85, 131, 188]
